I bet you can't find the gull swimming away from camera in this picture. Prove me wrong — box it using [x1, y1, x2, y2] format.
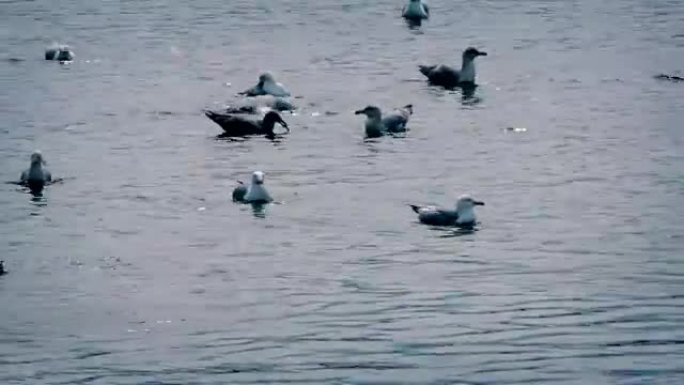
[240, 72, 291, 97]
[419, 47, 487, 88]
[402, 0, 429, 21]
[45, 44, 75, 61]
[354, 104, 413, 138]
[232, 171, 274, 204]
[410, 194, 485, 227]
[20, 151, 52, 194]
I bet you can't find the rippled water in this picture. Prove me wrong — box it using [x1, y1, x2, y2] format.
[1, 0, 684, 384]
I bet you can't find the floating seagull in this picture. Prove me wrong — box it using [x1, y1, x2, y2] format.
[205, 110, 289, 139]
[654, 73, 684, 83]
[45, 44, 75, 61]
[232, 171, 274, 204]
[223, 95, 296, 114]
[240, 72, 291, 97]
[410, 195, 485, 227]
[0, 260, 6, 276]
[20, 151, 52, 195]
[402, 0, 430, 22]
[419, 47, 487, 88]
[354, 104, 413, 138]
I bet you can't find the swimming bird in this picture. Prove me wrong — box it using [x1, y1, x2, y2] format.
[354, 104, 413, 138]
[410, 195, 485, 227]
[232, 171, 273, 204]
[205, 110, 289, 138]
[45, 45, 75, 61]
[402, 0, 430, 21]
[20, 151, 52, 195]
[240, 72, 291, 97]
[419, 47, 487, 88]
[0, 260, 6, 276]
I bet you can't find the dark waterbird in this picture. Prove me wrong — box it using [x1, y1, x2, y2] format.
[410, 195, 485, 227]
[354, 104, 413, 138]
[419, 47, 487, 88]
[205, 110, 290, 139]
[0, 260, 6, 276]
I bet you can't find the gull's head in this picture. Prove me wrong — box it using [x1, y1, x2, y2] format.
[402, 104, 414, 115]
[263, 111, 289, 132]
[251, 171, 265, 185]
[30, 150, 45, 165]
[463, 47, 487, 61]
[258, 72, 276, 85]
[355, 105, 382, 120]
[456, 194, 485, 211]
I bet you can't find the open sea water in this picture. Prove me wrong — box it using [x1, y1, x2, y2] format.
[1, 0, 683, 384]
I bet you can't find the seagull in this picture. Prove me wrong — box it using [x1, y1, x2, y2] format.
[419, 47, 487, 88]
[410, 194, 485, 227]
[354, 104, 413, 138]
[232, 171, 274, 204]
[20, 151, 52, 195]
[205, 110, 289, 139]
[402, 0, 430, 22]
[240, 72, 291, 97]
[45, 44, 75, 61]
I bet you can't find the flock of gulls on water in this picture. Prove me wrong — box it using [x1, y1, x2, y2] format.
[9, 0, 683, 277]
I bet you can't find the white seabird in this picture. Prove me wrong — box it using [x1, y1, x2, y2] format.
[232, 171, 274, 204]
[402, 0, 430, 21]
[241, 72, 291, 97]
[45, 44, 75, 61]
[410, 194, 485, 227]
[20, 151, 52, 194]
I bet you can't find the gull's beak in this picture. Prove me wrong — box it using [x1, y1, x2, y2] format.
[279, 118, 290, 132]
[354, 109, 366, 115]
[474, 200, 485, 206]
[477, 51, 488, 56]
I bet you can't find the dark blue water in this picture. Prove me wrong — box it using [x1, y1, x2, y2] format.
[1, 0, 683, 384]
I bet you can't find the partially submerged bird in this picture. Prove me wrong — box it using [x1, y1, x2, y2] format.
[240, 72, 291, 97]
[410, 195, 485, 227]
[205, 110, 290, 138]
[355, 104, 413, 138]
[20, 151, 52, 195]
[0, 260, 6, 276]
[419, 47, 487, 88]
[402, 0, 430, 21]
[45, 44, 75, 61]
[232, 171, 274, 204]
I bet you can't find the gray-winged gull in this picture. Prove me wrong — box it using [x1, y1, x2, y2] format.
[419, 47, 487, 88]
[354, 104, 413, 138]
[20, 151, 52, 195]
[240, 72, 291, 97]
[45, 44, 75, 61]
[402, 0, 430, 21]
[410, 194, 485, 227]
[233, 171, 274, 204]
